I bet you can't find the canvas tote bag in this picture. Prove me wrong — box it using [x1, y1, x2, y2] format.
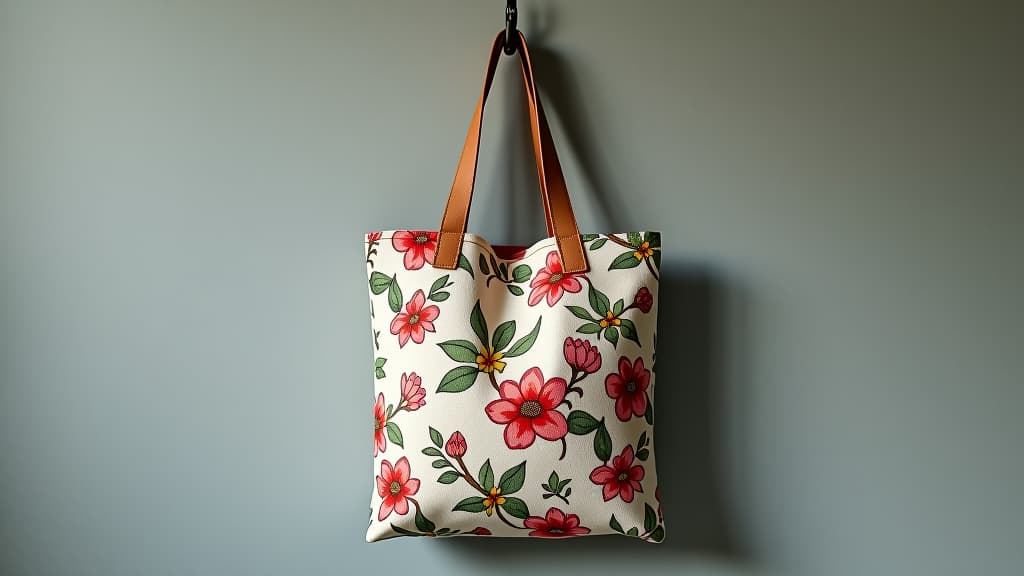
[364, 31, 663, 542]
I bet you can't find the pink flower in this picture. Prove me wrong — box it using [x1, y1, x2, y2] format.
[389, 290, 439, 348]
[524, 507, 592, 538]
[605, 356, 651, 422]
[367, 231, 382, 242]
[373, 392, 387, 456]
[528, 251, 583, 306]
[633, 287, 653, 313]
[563, 337, 602, 374]
[468, 527, 492, 536]
[589, 445, 645, 503]
[485, 367, 568, 449]
[399, 372, 426, 411]
[392, 230, 438, 270]
[445, 431, 467, 458]
[376, 456, 420, 521]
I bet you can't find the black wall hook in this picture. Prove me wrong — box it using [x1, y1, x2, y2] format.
[504, 0, 518, 55]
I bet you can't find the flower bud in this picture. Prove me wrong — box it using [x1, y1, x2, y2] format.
[445, 430, 467, 458]
[633, 287, 653, 313]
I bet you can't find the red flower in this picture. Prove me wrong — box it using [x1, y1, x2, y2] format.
[389, 290, 439, 348]
[399, 372, 426, 411]
[563, 337, 602, 374]
[605, 356, 651, 422]
[633, 287, 653, 313]
[528, 251, 583, 307]
[373, 392, 387, 456]
[589, 445, 645, 503]
[485, 367, 568, 449]
[376, 456, 420, 521]
[366, 231, 382, 242]
[444, 431, 467, 458]
[392, 230, 438, 270]
[523, 507, 592, 538]
[468, 527, 492, 536]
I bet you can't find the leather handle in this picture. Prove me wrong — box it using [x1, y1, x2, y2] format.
[433, 31, 589, 273]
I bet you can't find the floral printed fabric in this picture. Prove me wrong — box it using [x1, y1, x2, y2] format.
[365, 231, 664, 542]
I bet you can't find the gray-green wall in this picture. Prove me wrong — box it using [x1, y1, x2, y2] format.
[2, 1, 1021, 575]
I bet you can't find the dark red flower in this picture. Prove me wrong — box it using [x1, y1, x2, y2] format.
[605, 356, 651, 422]
[524, 507, 591, 538]
[485, 367, 568, 449]
[444, 431, 467, 458]
[589, 445, 645, 503]
[391, 230, 438, 270]
[373, 392, 387, 456]
[563, 337, 602, 374]
[632, 287, 653, 313]
[469, 527, 492, 536]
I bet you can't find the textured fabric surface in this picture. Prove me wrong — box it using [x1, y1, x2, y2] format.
[365, 231, 663, 541]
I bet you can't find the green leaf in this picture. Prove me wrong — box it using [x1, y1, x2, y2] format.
[605, 326, 620, 347]
[390, 524, 423, 537]
[500, 497, 530, 519]
[457, 253, 475, 278]
[649, 525, 665, 542]
[566, 305, 598, 321]
[498, 461, 527, 494]
[432, 459, 449, 469]
[498, 262, 508, 280]
[429, 291, 450, 302]
[511, 264, 532, 283]
[557, 479, 571, 492]
[576, 322, 602, 334]
[478, 253, 490, 275]
[643, 231, 661, 248]
[639, 430, 648, 448]
[415, 507, 436, 533]
[421, 446, 443, 458]
[580, 233, 599, 241]
[504, 317, 541, 357]
[437, 365, 480, 393]
[652, 248, 661, 270]
[452, 497, 487, 514]
[644, 503, 658, 533]
[613, 299, 625, 315]
[567, 410, 600, 435]
[437, 471, 461, 484]
[386, 422, 404, 448]
[375, 357, 387, 368]
[627, 527, 639, 537]
[429, 275, 450, 295]
[429, 427, 443, 448]
[491, 320, 516, 352]
[588, 283, 611, 316]
[387, 275, 403, 313]
[437, 340, 480, 363]
[589, 238, 607, 250]
[564, 487, 572, 497]
[645, 396, 654, 425]
[548, 471, 559, 491]
[478, 459, 494, 490]
[507, 284, 524, 296]
[636, 448, 650, 461]
[619, 318, 641, 346]
[594, 422, 612, 462]
[609, 514, 625, 534]
[627, 232, 643, 247]
[489, 254, 500, 279]
[369, 271, 392, 295]
[375, 367, 386, 379]
[470, 301, 488, 348]
[609, 252, 642, 270]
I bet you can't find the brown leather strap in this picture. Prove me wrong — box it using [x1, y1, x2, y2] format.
[434, 31, 588, 273]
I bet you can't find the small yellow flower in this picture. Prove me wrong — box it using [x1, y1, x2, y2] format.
[599, 310, 621, 328]
[482, 486, 506, 516]
[475, 348, 506, 373]
[633, 241, 654, 260]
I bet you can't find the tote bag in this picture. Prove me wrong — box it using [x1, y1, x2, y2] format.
[364, 31, 663, 542]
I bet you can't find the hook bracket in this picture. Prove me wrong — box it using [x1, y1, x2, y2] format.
[504, 0, 518, 55]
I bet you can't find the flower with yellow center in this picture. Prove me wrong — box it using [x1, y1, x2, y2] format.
[633, 241, 655, 261]
[482, 486, 506, 516]
[599, 310, 622, 329]
[475, 347, 506, 373]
